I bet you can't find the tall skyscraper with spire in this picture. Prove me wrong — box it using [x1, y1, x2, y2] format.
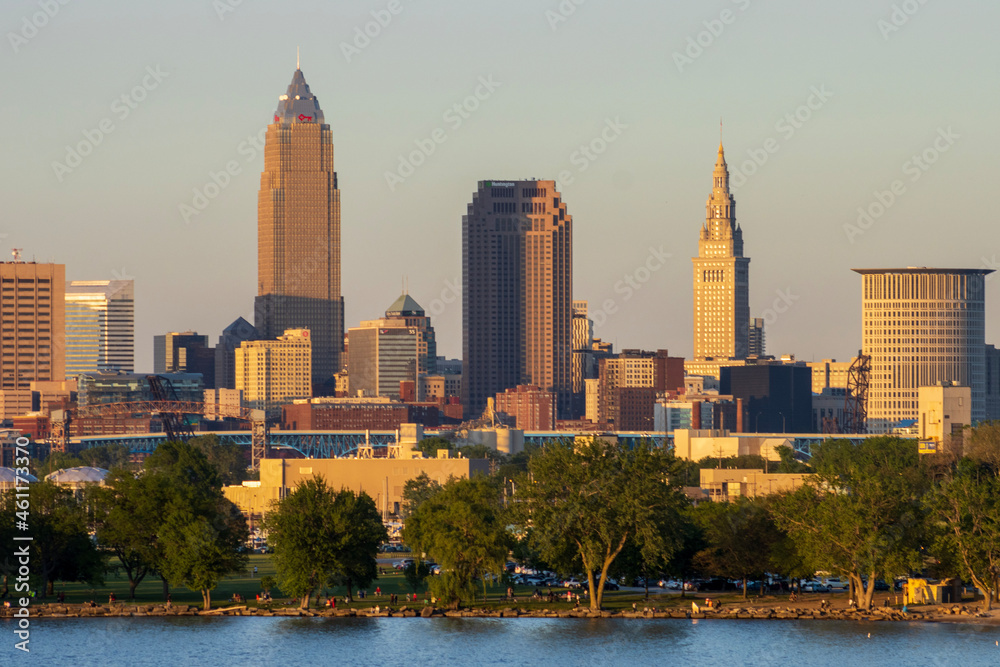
[692, 143, 750, 360]
[255, 64, 343, 390]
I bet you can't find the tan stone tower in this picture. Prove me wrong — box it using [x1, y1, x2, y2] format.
[692, 143, 750, 360]
[255, 66, 343, 390]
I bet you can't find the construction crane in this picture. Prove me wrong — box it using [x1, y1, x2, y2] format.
[146, 375, 196, 443]
[842, 352, 871, 434]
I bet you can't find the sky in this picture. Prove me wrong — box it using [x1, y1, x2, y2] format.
[3, 0, 999, 370]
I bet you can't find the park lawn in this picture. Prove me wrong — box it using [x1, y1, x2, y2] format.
[46, 556, 827, 612]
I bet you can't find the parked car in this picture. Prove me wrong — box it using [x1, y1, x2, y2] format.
[395, 559, 415, 570]
[603, 581, 620, 591]
[825, 578, 848, 591]
[802, 581, 831, 593]
[563, 578, 583, 589]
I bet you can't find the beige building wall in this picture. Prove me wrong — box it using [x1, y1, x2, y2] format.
[807, 359, 854, 394]
[700, 468, 809, 501]
[918, 383, 972, 454]
[256, 457, 491, 518]
[235, 329, 312, 412]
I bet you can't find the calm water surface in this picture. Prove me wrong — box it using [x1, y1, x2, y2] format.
[5, 616, 998, 666]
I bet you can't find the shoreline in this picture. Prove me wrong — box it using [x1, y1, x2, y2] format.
[4, 602, 998, 625]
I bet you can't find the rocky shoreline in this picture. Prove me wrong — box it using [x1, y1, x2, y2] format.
[2, 602, 994, 623]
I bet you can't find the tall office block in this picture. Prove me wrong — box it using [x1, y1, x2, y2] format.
[462, 179, 573, 419]
[255, 65, 343, 390]
[853, 268, 991, 431]
[986, 344, 1000, 422]
[693, 144, 750, 360]
[571, 300, 594, 418]
[0, 262, 65, 418]
[65, 280, 134, 376]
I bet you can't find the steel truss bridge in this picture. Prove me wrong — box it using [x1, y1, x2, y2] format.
[67, 429, 878, 461]
[70, 430, 670, 460]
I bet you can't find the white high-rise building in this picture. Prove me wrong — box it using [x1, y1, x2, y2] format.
[854, 268, 991, 432]
[65, 280, 134, 377]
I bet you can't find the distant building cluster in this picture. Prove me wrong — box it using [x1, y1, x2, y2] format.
[4, 66, 997, 463]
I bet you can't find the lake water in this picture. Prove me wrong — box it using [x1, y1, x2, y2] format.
[5, 616, 998, 665]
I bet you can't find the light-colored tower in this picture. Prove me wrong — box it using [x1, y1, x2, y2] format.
[854, 268, 992, 433]
[235, 328, 312, 412]
[65, 280, 134, 376]
[692, 144, 750, 360]
[853, 268, 991, 432]
[255, 66, 342, 389]
[462, 180, 573, 419]
[0, 262, 65, 417]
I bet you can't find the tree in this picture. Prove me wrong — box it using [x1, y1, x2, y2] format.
[964, 421, 1000, 472]
[403, 561, 431, 594]
[771, 437, 927, 609]
[516, 438, 688, 610]
[90, 470, 164, 599]
[265, 478, 387, 609]
[15, 482, 105, 598]
[400, 472, 441, 520]
[260, 575, 277, 597]
[159, 500, 248, 610]
[78, 444, 133, 472]
[926, 459, 1000, 610]
[189, 434, 250, 486]
[403, 476, 511, 609]
[144, 440, 247, 608]
[693, 498, 782, 598]
[34, 451, 84, 478]
[413, 437, 454, 458]
[326, 489, 387, 600]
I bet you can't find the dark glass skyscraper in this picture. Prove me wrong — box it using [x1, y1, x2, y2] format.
[255, 66, 343, 390]
[462, 180, 573, 419]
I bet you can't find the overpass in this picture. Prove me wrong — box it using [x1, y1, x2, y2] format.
[70, 430, 670, 459]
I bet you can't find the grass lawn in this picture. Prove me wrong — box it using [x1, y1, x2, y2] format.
[42, 557, 846, 612]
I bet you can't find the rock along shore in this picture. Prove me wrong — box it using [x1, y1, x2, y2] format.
[2, 603, 994, 623]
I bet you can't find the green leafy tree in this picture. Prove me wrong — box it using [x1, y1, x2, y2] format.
[403, 561, 431, 594]
[189, 434, 250, 486]
[964, 421, 1000, 471]
[516, 438, 688, 610]
[15, 482, 105, 597]
[160, 500, 248, 610]
[400, 472, 441, 520]
[926, 458, 1000, 610]
[403, 476, 511, 609]
[90, 470, 165, 599]
[774, 445, 812, 473]
[693, 498, 782, 598]
[265, 478, 386, 609]
[145, 440, 247, 608]
[78, 444, 133, 471]
[413, 437, 454, 458]
[326, 489, 387, 599]
[771, 436, 927, 609]
[35, 451, 84, 478]
[260, 575, 277, 597]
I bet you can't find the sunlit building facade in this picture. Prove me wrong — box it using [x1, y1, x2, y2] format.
[65, 280, 134, 377]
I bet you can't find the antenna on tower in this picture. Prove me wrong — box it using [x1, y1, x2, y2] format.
[720, 116, 723, 143]
[297, 46, 300, 70]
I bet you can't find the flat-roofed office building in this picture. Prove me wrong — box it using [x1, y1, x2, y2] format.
[853, 268, 991, 432]
[65, 280, 133, 376]
[0, 262, 65, 418]
[462, 179, 573, 419]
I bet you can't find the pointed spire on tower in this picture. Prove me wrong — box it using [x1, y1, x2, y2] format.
[297, 46, 300, 70]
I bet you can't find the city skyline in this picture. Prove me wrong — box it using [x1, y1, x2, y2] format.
[5, 0, 999, 371]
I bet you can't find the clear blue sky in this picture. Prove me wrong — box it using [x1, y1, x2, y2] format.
[3, 0, 998, 369]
